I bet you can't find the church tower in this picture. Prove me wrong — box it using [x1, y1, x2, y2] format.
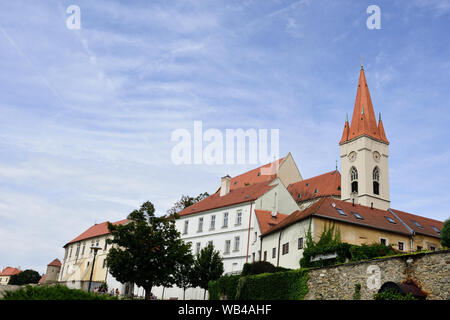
[339, 66, 390, 210]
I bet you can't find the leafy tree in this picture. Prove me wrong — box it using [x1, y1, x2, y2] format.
[174, 257, 195, 300]
[8, 269, 40, 285]
[241, 261, 277, 276]
[167, 192, 209, 215]
[191, 243, 224, 300]
[441, 219, 450, 248]
[106, 201, 193, 300]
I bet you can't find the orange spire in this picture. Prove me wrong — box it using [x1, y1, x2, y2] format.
[378, 113, 388, 143]
[339, 67, 389, 144]
[339, 114, 350, 144]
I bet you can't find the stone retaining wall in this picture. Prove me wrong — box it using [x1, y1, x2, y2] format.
[304, 250, 450, 300]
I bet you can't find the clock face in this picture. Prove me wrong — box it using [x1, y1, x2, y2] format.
[373, 151, 381, 162]
[348, 151, 356, 162]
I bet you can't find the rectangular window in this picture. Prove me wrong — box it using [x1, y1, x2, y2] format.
[96, 239, 100, 247]
[298, 237, 304, 250]
[69, 247, 73, 258]
[183, 220, 189, 234]
[398, 242, 404, 251]
[272, 248, 276, 259]
[75, 243, 80, 259]
[82, 242, 86, 256]
[223, 212, 229, 228]
[254, 231, 258, 242]
[104, 239, 108, 251]
[252, 252, 255, 262]
[263, 251, 267, 261]
[380, 238, 387, 246]
[234, 237, 240, 251]
[282, 243, 289, 255]
[428, 245, 436, 251]
[225, 240, 231, 254]
[417, 246, 423, 251]
[236, 210, 242, 226]
[198, 217, 203, 232]
[196, 242, 201, 255]
[210, 215, 216, 230]
[64, 249, 68, 260]
[208, 240, 213, 247]
[103, 259, 107, 268]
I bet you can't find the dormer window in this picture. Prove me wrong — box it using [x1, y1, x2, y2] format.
[431, 226, 441, 234]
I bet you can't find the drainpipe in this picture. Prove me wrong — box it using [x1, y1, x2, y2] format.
[259, 235, 263, 261]
[246, 202, 253, 263]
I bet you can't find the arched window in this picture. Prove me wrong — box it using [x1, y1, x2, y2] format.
[373, 167, 380, 195]
[351, 167, 358, 193]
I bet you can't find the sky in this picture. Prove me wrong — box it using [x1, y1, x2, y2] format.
[0, 0, 449, 274]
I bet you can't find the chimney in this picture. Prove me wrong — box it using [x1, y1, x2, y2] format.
[220, 175, 231, 197]
[272, 192, 278, 218]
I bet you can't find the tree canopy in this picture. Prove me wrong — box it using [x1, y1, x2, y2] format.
[167, 192, 209, 216]
[8, 269, 41, 285]
[191, 243, 224, 299]
[106, 201, 193, 299]
[441, 219, 450, 248]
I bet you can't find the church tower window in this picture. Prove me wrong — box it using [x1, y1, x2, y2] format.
[351, 167, 358, 193]
[373, 167, 380, 195]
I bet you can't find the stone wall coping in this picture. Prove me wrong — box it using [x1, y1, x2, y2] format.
[306, 249, 450, 272]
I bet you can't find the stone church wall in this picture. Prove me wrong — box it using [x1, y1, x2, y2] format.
[304, 249, 449, 300]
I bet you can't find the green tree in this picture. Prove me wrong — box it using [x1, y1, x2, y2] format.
[174, 257, 195, 300]
[8, 269, 40, 285]
[441, 219, 450, 248]
[106, 201, 193, 300]
[167, 192, 209, 215]
[191, 243, 224, 300]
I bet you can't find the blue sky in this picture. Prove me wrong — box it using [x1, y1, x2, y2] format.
[0, 0, 449, 274]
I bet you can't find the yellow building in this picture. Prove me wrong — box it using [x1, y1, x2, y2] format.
[59, 219, 133, 295]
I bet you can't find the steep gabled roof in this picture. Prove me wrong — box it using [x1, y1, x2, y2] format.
[64, 219, 128, 247]
[254, 210, 289, 235]
[227, 158, 284, 191]
[0, 267, 21, 276]
[263, 198, 415, 237]
[287, 170, 341, 202]
[178, 180, 277, 217]
[390, 209, 444, 239]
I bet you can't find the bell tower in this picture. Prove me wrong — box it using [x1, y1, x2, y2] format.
[339, 66, 390, 210]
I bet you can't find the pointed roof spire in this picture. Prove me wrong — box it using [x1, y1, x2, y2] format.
[339, 67, 389, 144]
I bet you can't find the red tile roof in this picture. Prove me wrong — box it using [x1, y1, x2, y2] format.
[65, 219, 128, 247]
[0, 267, 21, 276]
[340, 67, 389, 145]
[254, 210, 289, 235]
[47, 258, 62, 267]
[287, 170, 341, 202]
[227, 158, 284, 191]
[178, 180, 277, 217]
[38, 274, 46, 284]
[390, 209, 444, 239]
[263, 198, 417, 237]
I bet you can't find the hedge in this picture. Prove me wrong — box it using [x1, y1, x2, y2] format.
[235, 269, 309, 300]
[208, 275, 241, 300]
[300, 242, 397, 268]
[1, 284, 118, 300]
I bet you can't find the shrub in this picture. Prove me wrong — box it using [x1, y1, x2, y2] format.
[373, 289, 416, 300]
[349, 243, 397, 262]
[208, 275, 241, 300]
[241, 261, 277, 276]
[1, 284, 118, 300]
[441, 219, 450, 248]
[235, 269, 309, 300]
